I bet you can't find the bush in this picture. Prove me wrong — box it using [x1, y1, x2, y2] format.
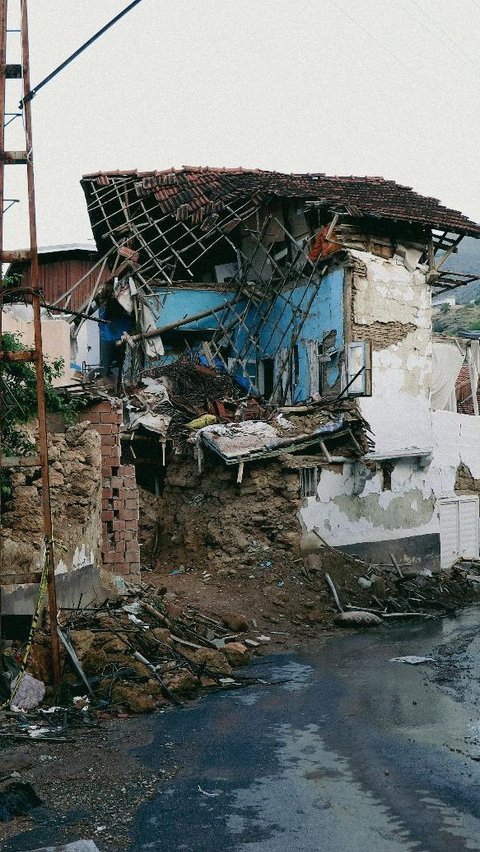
[0, 331, 78, 500]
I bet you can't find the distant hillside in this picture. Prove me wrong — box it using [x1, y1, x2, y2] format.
[433, 303, 480, 336]
[443, 236, 480, 304]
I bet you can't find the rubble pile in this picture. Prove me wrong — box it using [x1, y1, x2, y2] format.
[26, 586, 261, 715]
[314, 548, 480, 623]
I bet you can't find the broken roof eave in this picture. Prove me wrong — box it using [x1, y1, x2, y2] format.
[199, 417, 359, 466]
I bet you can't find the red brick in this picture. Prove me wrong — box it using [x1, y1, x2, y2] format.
[120, 509, 138, 522]
[103, 455, 121, 468]
[101, 435, 118, 448]
[125, 497, 138, 510]
[94, 423, 114, 435]
[103, 454, 120, 465]
[110, 476, 123, 489]
[102, 510, 113, 522]
[115, 541, 126, 553]
[112, 519, 126, 531]
[102, 487, 113, 500]
[102, 551, 117, 564]
[118, 464, 135, 476]
[100, 410, 122, 424]
[124, 520, 138, 531]
[123, 530, 134, 541]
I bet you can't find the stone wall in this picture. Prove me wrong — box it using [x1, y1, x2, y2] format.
[0, 423, 102, 577]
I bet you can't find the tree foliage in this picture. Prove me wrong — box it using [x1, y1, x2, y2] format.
[1, 331, 78, 497]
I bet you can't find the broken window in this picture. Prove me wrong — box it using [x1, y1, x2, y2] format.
[300, 466, 319, 498]
[345, 341, 372, 397]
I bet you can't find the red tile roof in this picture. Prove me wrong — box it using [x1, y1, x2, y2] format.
[82, 166, 480, 237]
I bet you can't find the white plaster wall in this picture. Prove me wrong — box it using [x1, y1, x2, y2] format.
[299, 251, 480, 551]
[300, 411, 480, 548]
[2, 307, 76, 386]
[352, 251, 432, 453]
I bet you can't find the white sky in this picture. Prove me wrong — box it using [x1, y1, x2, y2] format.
[3, 0, 480, 250]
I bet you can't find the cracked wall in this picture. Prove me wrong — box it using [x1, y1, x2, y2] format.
[299, 249, 480, 565]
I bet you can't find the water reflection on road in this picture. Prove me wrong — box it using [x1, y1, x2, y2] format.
[131, 609, 480, 851]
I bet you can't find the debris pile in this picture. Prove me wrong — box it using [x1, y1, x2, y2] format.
[317, 544, 480, 625]
[17, 586, 266, 716]
[120, 353, 372, 463]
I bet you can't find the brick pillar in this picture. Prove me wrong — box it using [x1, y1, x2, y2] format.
[79, 400, 140, 580]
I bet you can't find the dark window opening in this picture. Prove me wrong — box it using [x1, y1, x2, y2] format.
[258, 357, 274, 399]
[381, 461, 394, 491]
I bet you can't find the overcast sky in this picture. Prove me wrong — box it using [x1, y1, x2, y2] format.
[3, 0, 480, 250]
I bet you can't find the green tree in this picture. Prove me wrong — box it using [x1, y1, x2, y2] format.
[0, 331, 77, 499]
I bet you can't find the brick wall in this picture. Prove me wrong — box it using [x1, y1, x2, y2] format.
[79, 400, 140, 579]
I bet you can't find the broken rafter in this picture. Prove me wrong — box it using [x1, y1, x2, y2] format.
[120, 294, 243, 345]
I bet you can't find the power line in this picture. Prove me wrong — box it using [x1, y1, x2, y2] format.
[20, 0, 146, 107]
[326, 0, 472, 104]
[407, 0, 478, 63]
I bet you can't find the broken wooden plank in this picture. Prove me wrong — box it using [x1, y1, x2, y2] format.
[0, 455, 40, 469]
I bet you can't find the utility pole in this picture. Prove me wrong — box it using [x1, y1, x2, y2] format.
[0, 0, 61, 684]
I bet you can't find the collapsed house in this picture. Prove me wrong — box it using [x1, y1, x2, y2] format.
[73, 167, 480, 572]
[4, 167, 480, 601]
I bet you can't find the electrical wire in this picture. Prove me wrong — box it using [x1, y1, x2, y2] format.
[20, 0, 146, 106]
[326, 0, 473, 103]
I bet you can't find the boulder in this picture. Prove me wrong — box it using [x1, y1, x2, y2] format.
[164, 668, 200, 697]
[152, 627, 173, 646]
[221, 611, 249, 632]
[110, 682, 156, 713]
[334, 610, 383, 627]
[191, 648, 232, 676]
[223, 642, 251, 667]
[69, 629, 96, 661]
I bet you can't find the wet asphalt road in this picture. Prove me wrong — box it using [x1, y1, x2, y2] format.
[131, 610, 480, 851]
[4, 610, 480, 851]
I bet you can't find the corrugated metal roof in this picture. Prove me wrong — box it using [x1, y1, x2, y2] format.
[82, 166, 480, 237]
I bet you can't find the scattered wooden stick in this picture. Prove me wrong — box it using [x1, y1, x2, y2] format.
[390, 553, 404, 579]
[381, 612, 430, 619]
[325, 573, 343, 613]
[142, 602, 171, 627]
[133, 651, 183, 706]
[312, 528, 371, 569]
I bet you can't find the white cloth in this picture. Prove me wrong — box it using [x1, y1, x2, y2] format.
[431, 338, 466, 412]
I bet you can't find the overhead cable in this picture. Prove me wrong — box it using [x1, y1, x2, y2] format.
[20, 0, 146, 107]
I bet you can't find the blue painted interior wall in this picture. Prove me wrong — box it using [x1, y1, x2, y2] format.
[147, 266, 345, 400]
[148, 290, 236, 332]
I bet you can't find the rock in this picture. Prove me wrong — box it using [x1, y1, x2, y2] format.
[82, 648, 110, 674]
[110, 682, 156, 713]
[152, 627, 173, 645]
[190, 648, 232, 677]
[200, 676, 217, 688]
[334, 611, 383, 627]
[164, 669, 200, 697]
[70, 629, 96, 661]
[221, 611, 249, 632]
[357, 576, 372, 589]
[223, 642, 251, 667]
[164, 602, 182, 620]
